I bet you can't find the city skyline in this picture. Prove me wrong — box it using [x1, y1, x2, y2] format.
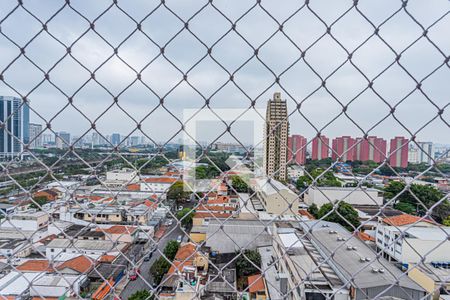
[0, 1, 448, 144]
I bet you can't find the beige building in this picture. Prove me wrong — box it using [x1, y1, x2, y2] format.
[263, 92, 289, 181]
[253, 178, 298, 215]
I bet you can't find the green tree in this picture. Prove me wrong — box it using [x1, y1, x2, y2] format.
[231, 175, 248, 193]
[176, 208, 194, 228]
[128, 290, 152, 300]
[236, 249, 261, 278]
[307, 203, 319, 218]
[150, 257, 171, 285]
[167, 181, 189, 203]
[29, 196, 48, 210]
[443, 216, 450, 226]
[296, 168, 341, 190]
[163, 240, 180, 261]
[384, 181, 448, 222]
[317, 202, 361, 231]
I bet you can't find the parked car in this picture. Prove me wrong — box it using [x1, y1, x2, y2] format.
[176, 235, 183, 243]
[178, 205, 183, 211]
[165, 219, 173, 226]
[128, 268, 140, 280]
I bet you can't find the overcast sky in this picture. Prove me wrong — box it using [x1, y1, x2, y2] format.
[0, 0, 449, 145]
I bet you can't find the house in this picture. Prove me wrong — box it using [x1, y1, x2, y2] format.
[140, 176, 178, 193]
[33, 188, 60, 202]
[159, 242, 209, 299]
[248, 274, 267, 300]
[99, 225, 138, 243]
[45, 238, 127, 261]
[1, 210, 49, 231]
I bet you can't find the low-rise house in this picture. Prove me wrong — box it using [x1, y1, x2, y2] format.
[248, 274, 268, 300]
[159, 243, 209, 299]
[304, 186, 383, 207]
[1, 210, 49, 231]
[0, 238, 32, 258]
[99, 225, 138, 243]
[0, 271, 87, 299]
[33, 188, 61, 202]
[45, 238, 127, 261]
[140, 176, 178, 193]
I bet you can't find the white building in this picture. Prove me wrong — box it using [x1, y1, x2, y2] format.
[304, 186, 383, 207]
[46, 238, 126, 261]
[287, 165, 305, 181]
[0, 271, 86, 299]
[140, 176, 177, 193]
[417, 142, 434, 165]
[408, 147, 420, 164]
[376, 215, 449, 264]
[105, 168, 138, 187]
[1, 210, 49, 231]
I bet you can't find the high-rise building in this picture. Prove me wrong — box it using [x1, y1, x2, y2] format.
[263, 92, 289, 181]
[0, 96, 30, 159]
[311, 135, 330, 160]
[111, 133, 121, 146]
[55, 131, 71, 149]
[417, 142, 434, 165]
[130, 136, 140, 146]
[389, 136, 408, 168]
[91, 132, 100, 146]
[311, 135, 329, 160]
[29, 123, 43, 149]
[42, 133, 54, 145]
[355, 136, 387, 163]
[332, 136, 355, 161]
[408, 146, 420, 164]
[288, 135, 307, 165]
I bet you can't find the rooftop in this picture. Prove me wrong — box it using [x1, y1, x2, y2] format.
[300, 221, 425, 292]
[382, 214, 437, 226]
[247, 274, 265, 293]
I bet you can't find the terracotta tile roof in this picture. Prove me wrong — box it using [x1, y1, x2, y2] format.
[168, 260, 194, 274]
[99, 254, 116, 263]
[382, 214, 436, 226]
[298, 209, 315, 220]
[207, 195, 230, 205]
[144, 199, 158, 209]
[248, 274, 266, 293]
[56, 255, 95, 274]
[127, 183, 140, 191]
[357, 231, 375, 242]
[193, 212, 232, 219]
[197, 204, 235, 212]
[143, 177, 177, 184]
[17, 260, 52, 272]
[101, 225, 137, 235]
[175, 243, 196, 261]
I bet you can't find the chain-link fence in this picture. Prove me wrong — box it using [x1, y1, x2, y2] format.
[0, 0, 449, 299]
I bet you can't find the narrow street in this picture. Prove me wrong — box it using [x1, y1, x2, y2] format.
[119, 222, 185, 299]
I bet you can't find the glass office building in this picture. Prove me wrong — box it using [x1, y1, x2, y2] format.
[0, 96, 30, 160]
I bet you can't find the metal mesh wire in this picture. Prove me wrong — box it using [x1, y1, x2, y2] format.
[0, 0, 449, 299]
